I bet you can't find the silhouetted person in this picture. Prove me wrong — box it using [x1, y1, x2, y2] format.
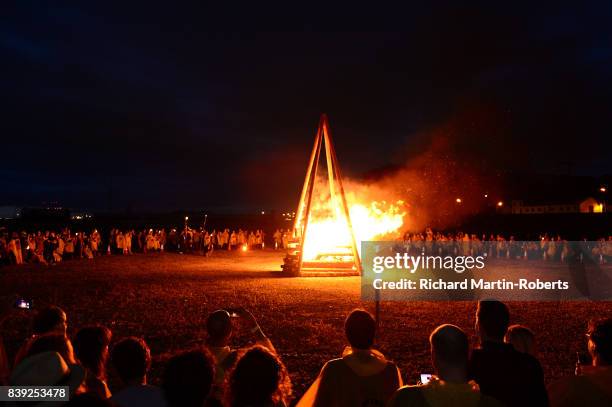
[73, 326, 112, 398]
[205, 307, 275, 401]
[25, 333, 77, 364]
[15, 305, 68, 365]
[10, 351, 85, 401]
[33, 306, 68, 335]
[226, 345, 291, 407]
[110, 337, 166, 407]
[468, 300, 548, 406]
[504, 324, 537, 357]
[389, 324, 500, 407]
[548, 318, 612, 406]
[301, 309, 402, 407]
[162, 349, 215, 407]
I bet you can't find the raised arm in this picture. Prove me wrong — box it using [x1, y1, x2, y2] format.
[236, 307, 276, 353]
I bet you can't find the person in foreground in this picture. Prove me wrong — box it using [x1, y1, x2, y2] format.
[205, 307, 276, 403]
[504, 324, 537, 357]
[468, 300, 548, 406]
[25, 333, 77, 365]
[548, 318, 612, 407]
[162, 349, 215, 407]
[388, 324, 500, 407]
[14, 305, 68, 365]
[73, 326, 112, 398]
[110, 337, 166, 407]
[9, 351, 85, 405]
[225, 345, 292, 407]
[299, 309, 402, 407]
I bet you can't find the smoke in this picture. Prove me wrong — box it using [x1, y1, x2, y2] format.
[343, 104, 507, 232]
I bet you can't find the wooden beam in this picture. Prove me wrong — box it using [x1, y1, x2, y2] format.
[297, 117, 324, 275]
[293, 119, 323, 238]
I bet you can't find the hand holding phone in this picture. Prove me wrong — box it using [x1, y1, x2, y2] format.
[225, 307, 260, 331]
[224, 308, 240, 318]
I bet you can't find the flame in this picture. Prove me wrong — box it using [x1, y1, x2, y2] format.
[298, 178, 405, 261]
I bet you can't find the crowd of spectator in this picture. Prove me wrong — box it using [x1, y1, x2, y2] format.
[400, 230, 612, 263]
[0, 227, 281, 266]
[0, 301, 610, 406]
[2, 226, 610, 267]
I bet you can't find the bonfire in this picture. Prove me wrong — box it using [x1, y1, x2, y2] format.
[282, 115, 405, 276]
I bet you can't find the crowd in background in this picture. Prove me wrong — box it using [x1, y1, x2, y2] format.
[0, 301, 610, 406]
[0, 227, 290, 266]
[1, 226, 610, 267]
[400, 229, 612, 264]
[0, 228, 612, 265]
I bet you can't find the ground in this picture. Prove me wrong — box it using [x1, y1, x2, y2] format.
[2, 250, 611, 402]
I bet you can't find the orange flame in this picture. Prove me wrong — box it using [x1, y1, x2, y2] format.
[298, 177, 405, 261]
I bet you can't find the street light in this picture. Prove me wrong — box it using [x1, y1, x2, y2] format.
[456, 198, 462, 204]
[497, 201, 504, 207]
[600, 186, 607, 193]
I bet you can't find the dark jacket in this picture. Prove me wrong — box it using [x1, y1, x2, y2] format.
[469, 341, 548, 407]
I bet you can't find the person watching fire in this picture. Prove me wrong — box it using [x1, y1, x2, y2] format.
[469, 300, 548, 406]
[388, 324, 500, 407]
[205, 307, 276, 401]
[298, 309, 402, 407]
[548, 318, 612, 406]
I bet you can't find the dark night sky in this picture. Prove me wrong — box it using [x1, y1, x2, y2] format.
[2, 2, 611, 213]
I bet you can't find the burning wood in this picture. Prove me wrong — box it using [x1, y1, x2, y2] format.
[282, 115, 406, 276]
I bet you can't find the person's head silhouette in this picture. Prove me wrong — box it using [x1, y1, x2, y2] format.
[505, 324, 536, 356]
[206, 310, 232, 347]
[345, 309, 376, 350]
[476, 300, 509, 343]
[163, 349, 215, 407]
[227, 345, 291, 407]
[587, 318, 612, 366]
[430, 324, 469, 382]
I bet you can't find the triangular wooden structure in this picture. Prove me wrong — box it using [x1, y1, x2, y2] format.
[283, 114, 362, 276]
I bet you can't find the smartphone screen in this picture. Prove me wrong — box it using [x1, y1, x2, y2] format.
[420, 373, 432, 384]
[15, 298, 32, 309]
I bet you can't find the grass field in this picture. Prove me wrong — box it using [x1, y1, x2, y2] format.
[2, 250, 611, 401]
